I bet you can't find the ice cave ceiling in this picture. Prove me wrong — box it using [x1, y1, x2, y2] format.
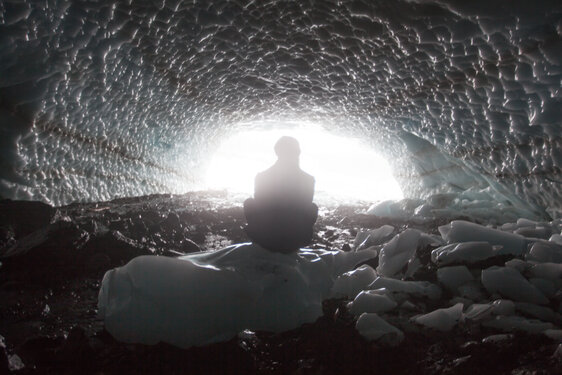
[0, 0, 561, 212]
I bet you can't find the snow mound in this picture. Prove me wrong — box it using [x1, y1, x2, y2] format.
[97, 243, 375, 348]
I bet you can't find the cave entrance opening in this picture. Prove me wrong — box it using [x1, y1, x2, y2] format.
[204, 125, 403, 205]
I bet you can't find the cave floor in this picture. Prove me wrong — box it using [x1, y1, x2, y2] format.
[0, 192, 560, 374]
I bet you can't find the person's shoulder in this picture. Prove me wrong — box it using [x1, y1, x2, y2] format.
[300, 169, 315, 182]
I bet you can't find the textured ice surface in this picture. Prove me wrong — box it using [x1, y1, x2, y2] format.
[0, 1, 561, 212]
[98, 243, 375, 348]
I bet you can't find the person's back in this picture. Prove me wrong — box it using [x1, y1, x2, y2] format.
[244, 136, 318, 253]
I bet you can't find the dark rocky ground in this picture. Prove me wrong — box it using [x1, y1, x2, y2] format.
[0, 192, 560, 374]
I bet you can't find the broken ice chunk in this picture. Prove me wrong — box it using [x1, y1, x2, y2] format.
[370, 277, 442, 300]
[465, 303, 494, 321]
[355, 313, 404, 346]
[347, 290, 398, 316]
[437, 265, 474, 293]
[431, 242, 496, 266]
[413, 303, 464, 332]
[483, 316, 554, 334]
[526, 241, 562, 263]
[354, 225, 395, 251]
[515, 302, 560, 324]
[457, 280, 486, 301]
[376, 229, 421, 277]
[549, 234, 562, 245]
[481, 334, 514, 343]
[438, 220, 527, 255]
[331, 264, 377, 299]
[529, 263, 562, 281]
[544, 329, 562, 341]
[481, 266, 549, 305]
[529, 278, 557, 298]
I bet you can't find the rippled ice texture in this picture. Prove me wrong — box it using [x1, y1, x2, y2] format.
[0, 0, 561, 210]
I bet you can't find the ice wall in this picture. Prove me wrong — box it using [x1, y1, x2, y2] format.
[0, 0, 560, 210]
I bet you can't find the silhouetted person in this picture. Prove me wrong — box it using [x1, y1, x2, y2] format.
[244, 136, 318, 253]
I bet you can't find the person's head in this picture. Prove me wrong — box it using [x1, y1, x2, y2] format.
[274, 136, 300, 163]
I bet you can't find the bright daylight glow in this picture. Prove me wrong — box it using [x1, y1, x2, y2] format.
[204, 125, 403, 204]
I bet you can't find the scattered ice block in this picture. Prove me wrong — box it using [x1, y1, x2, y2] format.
[431, 242, 496, 266]
[457, 280, 486, 301]
[438, 220, 528, 255]
[370, 277, 442, 300]
[331, 264, 377, 299]
[505, 259, 530, 273]
[515, 303, 560, 323]
[366, 200, 408, 219]
[348, 290, 398, 316]
[491, 299, 516, 316]
[98, 243, 375, 348]
[465, 303, 493, 321]
[514, 226, 551, 239]
[550, 234, 562, 245]
[526, 241, 562, 263]
[481, 266, 549, 305]
[437, 265, 474, 293]
[529, 278, 557, 298]
[413, 303, 464, 332]
[355, 313, 404, 346]
[483, 316, 554, 334]
[376, 229, 421, 277]
[481, 334, 514, 343]
[529, 263, 562, 281]
[544, 329, 562, 341]
[354, 225, 395, 251]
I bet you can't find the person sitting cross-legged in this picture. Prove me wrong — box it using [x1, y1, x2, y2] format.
[244, 136, 318, 253]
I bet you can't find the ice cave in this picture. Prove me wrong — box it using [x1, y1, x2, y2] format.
[1, 0, 561, 374]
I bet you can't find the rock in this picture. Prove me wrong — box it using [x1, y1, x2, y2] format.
[82, 230, 152, 266]
[0, 200, 54, 238]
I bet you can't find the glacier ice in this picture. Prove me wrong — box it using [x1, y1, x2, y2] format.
[98, 243, 375, 348]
